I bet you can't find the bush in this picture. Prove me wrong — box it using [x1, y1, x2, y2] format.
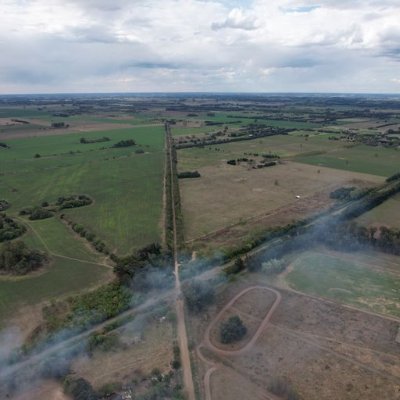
[29, 207, 53, 220]
[0, 213, 26, 242]
[0, 200, 10, 211]
[386, 172, 400, 182]
[80, 136, 110, 144]
[223, 257, 246, 275]
[220, 315, 247, 344]
[63, 376, 98, 400]
[0, 240, 48, 275]
[177, 171, 201, 179]
[112, 139, 136, 148]
[182, 280, 215, 313]
[57, 194, 92, 209]
[261, 258, 286, 274]
[329, 186, 355, 201]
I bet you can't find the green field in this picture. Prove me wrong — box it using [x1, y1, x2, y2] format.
[0, 125, 165, 255]
[357, 194, 400, 228]
[177, 133, 343, 171]
[294, 144, 400, 177]
[0, 217, 113, 322]
[285, 250, 400, 317]
[23, 217, 101, 262]
[0, 256, 112, 323]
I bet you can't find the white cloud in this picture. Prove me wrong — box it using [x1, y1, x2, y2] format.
[211, 8, 258, 30]
[0, 0, 399, 93]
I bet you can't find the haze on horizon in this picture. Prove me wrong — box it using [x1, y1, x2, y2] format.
[0, 0, 400, 95]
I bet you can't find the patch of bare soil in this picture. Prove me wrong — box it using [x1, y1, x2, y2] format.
[72, 316, 174, 389]
[191, 277, 400, 400]
[183, 161, 383, 251]
[11, 380, 71, 400]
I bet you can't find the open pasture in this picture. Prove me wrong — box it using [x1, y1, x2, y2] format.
[0, 256, 113, 323]
[177, 133, 344, 171]
[191, 275, 400, 400]
[0, 125, 165, 255]
[179, 160, 383, 246]
[357, 194, 400, 229]
[294, 143, 400, 177]
[284, 248, 400, 317]
[72, 308, 174, 389]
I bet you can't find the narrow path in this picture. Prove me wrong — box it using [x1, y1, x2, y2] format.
[198, 286, 281, 400]
[18, 217, 113, 269]
[166, 124, 196, 400]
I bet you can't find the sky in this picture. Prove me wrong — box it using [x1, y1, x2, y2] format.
[0, 0, 399, 94]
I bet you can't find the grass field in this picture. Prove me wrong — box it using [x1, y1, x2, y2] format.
[23, 217, 101, 262]
[0, 125, 165, 255]
[0, 217, 113, 323]
[285, 250, 400, 317]
[294, 143, 400, 177]
[357, 194, 400, 228]
[0, 257, 112, 323]
[177, 133, 343, 171]
[179, 161, 383, 242]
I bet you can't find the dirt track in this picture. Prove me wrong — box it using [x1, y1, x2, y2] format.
[166, 124, 196, 400]
[198, 286, 282, 400]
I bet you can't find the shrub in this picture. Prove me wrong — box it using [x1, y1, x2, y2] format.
[80, 136, 110, 144]
[0, 200, 10, 211]
[63, 376, 98, 400]
[386, 172, 400, 182]
[0, 240, 48, 275]
[182, 280, 215, 313]
[29, 207, 53, 220]
[220, 315, 247, 344]
[112, 139, 136, 148]
[224, 257, 246, 275]
[57, 194, 92, 209]
[177, 171, 201, 179]
[261, 258, 286, 274]
[0, 213, 26, 242]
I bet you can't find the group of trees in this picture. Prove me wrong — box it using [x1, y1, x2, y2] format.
[0, 240, 48, 275]
[0, 213, 26, 242]
[330, 186, 371, 202]
[0, 142, 9, 149]
[20, 206, 53, 220]
[114, 242, 175, 290]
[0, 199, 10, 211]
[177, 171, 201, 179]
[19, 195, 92, 221]
[63, 376, 98, 400]
[320, 221, 400, 255]
[51, 122, 69, 128]
[220, 315, 247, 344]
[56, 194, 92, 209]
[80, 136, 110, 144]
[112, 139, 136, 148]
[182, 279, 215, 313]
[61, 215, 109, 255]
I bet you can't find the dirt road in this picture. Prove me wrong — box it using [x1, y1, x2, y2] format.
[166, 124, 196, 400]
[198, 286, 282, 400]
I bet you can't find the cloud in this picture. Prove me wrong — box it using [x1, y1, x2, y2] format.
[0, 0, 399, 93]
[211, 8, 259, 31]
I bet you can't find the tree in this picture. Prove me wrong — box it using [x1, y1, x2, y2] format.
[220, 315, 247, 344]
[182, 279, 215, 313]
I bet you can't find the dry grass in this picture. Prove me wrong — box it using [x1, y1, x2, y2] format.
[72, 317, 174, 389]
[180, 161, 383, 244]
[12, 380, 71, 400]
